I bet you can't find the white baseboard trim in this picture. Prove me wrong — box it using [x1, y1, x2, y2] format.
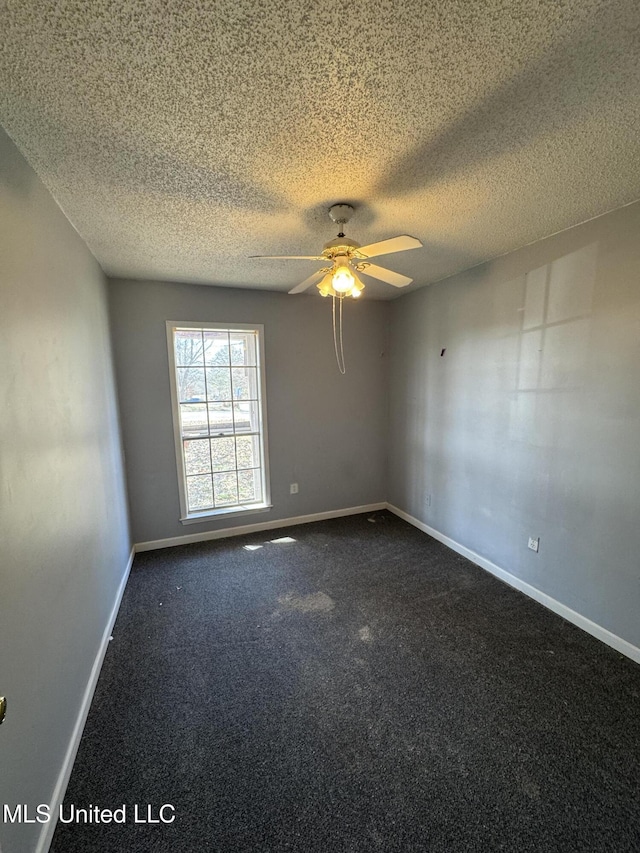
[36, 546, 135, 853]
[386, 504, 640, 666]
[135, 503, 387, 552]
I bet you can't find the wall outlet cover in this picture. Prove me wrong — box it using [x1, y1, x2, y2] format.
[528, 537, 540, 552]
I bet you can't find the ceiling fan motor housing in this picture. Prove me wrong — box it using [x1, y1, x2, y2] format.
[322, 236, 361, 256]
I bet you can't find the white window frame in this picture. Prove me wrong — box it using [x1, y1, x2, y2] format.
[166, 321, 271, 524]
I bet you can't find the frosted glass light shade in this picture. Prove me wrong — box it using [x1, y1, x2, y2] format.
[332, 264, 355, 293]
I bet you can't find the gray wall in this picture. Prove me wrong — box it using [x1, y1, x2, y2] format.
[108, 279, 389, 544]
[389, 201, 640, 649]
[0, 129, 131, 853]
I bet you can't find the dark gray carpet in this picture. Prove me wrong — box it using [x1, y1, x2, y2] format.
[52, 511, 640, 852]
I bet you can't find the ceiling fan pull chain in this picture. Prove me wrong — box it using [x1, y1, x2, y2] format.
[332, 294, 346, 374]
[339, 294, 345, 372]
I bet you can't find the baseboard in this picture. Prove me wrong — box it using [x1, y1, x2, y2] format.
[386, 504, 640, 666]
[36, 546, 135, 853]
[135, 503, 387, 552]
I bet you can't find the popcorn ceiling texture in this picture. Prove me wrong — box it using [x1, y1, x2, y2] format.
[1, 0, 640, 297]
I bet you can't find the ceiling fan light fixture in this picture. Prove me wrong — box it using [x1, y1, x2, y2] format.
[352, 274, 365, 296]
[319, 263, 364, 298]
[318, 277, 333, 297]
[331, 262, 355, 293]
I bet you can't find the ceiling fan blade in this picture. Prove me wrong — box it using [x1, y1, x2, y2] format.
[356, 235, 422, 259]
[288, 269, 326, 294]
[359, 263, 413, 288]
[250, 254, 325, 260]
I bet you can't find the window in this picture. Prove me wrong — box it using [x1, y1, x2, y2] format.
[167, 322, 270, 522]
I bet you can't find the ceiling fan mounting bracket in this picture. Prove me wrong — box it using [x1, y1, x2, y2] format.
[328, 203, 355, 227]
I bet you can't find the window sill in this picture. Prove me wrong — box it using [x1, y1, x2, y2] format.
[180, 503, 272, 525]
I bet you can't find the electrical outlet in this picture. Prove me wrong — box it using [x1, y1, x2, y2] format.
[528, 536, 540, 552]
[425, 494, 432, 507]
[289, 483, 299, 495]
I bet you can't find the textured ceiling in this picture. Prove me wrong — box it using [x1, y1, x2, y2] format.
[1, 0, 640, 298]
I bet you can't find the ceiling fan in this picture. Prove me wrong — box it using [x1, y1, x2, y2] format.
[250, 204, 423, 299]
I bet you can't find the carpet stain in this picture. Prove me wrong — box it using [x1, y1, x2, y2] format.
[359, 625, 373, 642]
[277, 591, 335, 613]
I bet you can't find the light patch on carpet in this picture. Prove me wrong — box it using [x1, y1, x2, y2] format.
[278, 591, 335, 613]
[270, 536, 296, 543]
[359, 625, 373, 642]
[243, 544, 263, 551]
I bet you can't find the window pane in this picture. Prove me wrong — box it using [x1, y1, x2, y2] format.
[207, 402, 234, 435]
[204, 331, 230, 365]
[230, 332, 257, 366]
[177, 367, 206, 402]
[183, 439, 211, 475]
[233, 401, 260, 433]
[171, 325, 267, 519]
[231, 367, 257, 401]
[175, 331, 204, 367]
[206, 367, 232, 402]
[187, 475, 213, 511]
[213, 472, 238, 506]
[180, 403, 208, 437]
[210, 437, 236, 472]
[236, 435, 259, 469]
[238, 469, 261, 503]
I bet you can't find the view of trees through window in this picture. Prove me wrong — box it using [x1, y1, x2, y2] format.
[171, 326, 266, 513]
